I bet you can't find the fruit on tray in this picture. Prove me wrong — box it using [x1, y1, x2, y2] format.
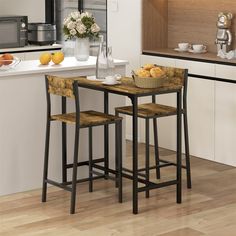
[51, 52, 64, 65]
[143, 64, 156, 71]
[39, 53, 52, 65]
[135, 68, 151, 77]
[0, 53, 14, 66]
[135, 64, 166, 78]
[150, 67, 165, 77]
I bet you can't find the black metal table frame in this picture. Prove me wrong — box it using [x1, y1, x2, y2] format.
[63, 82, 183, 214]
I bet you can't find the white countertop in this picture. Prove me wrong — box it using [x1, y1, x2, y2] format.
[0, 44, 62, 53]
[0, 56, 128, 78]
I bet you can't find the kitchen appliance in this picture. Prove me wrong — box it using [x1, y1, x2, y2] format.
[28, 23, 56, 46]
[0, 15, 28, 49]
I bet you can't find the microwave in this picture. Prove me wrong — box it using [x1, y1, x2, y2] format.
[0, 16, 28, 49]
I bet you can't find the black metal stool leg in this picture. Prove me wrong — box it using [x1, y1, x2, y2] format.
[153, 118, 161, 179]
[42, 119, 51, 203]
[145, 119, 150, 198]
[70, 126, 80, 214]
[116, 121, 123, 203]
[177, 91, 182, 204]
[62, 97, 67, 184]
[183, 112, 192, 189]
[115, 111, 119, 188]
[89, 127, 93, 192]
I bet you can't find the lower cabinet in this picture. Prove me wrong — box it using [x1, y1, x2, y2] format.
[176, 60, 215, 161]
[138, 55, 228, 164]
[215, 65, 236, 166]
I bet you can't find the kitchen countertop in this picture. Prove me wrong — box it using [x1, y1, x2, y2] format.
[0, 44, 62, 54]
[0, 56, 128, 78]
[143, 48, 236, 66]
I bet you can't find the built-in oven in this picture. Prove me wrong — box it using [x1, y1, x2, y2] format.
[0, 16, 28, 49]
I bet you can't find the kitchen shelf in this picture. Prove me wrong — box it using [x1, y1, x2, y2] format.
[142, 0, 236, 54]
[143, 48, 236, 66]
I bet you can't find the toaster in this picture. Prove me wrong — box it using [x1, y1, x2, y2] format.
[28, 23, 57, 46]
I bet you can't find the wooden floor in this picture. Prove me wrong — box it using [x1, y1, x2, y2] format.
[1, 141, 236, 236]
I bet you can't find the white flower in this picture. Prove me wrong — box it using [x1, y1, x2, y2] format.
[76, 24, 86, 34]
[70, 11, 80, 20]
[67, 21, 76, 30]
[76, 18, 82, 24]
[91, 23, 100, 33]
[70, 29, 77, 36]
[63, 17, 70, 25]
[81, 12, 92, 18]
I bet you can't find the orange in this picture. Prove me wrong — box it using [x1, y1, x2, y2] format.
[0, 56, 3, 67]
[2, 53, 14, 65]
[51, 52, 64, 65]
[39, 53, 51, 65]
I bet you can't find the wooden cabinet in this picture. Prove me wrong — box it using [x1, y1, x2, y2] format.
[142, 0, 236, 54]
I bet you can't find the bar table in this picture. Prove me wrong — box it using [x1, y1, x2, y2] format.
[67, 76, 183, 214]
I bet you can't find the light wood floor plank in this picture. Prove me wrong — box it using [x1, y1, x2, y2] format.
[0, 141, 235, 236]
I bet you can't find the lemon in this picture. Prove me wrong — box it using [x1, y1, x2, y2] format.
[39, 53, 51, 65]
[51, 52, 64, 65]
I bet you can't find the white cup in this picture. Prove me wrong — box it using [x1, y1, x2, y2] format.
[104, 75, 117, 84]
[192, 44, 206, 52]
[178, 43, 190, 51]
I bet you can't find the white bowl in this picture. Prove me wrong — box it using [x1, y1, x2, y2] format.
[0, 56, 21, 71]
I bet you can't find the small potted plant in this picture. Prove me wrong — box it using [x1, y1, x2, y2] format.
[63, 11, 100, 61]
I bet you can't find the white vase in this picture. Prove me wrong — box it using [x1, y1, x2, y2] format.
[74, 38, 90, 61]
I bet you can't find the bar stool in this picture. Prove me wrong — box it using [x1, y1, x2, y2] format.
[42, 75, 123, 214]
[115, 67, 191, 196]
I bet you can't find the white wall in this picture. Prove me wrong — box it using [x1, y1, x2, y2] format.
[107, 0, 141, 76]
[107, 0, 142, 140]
[0, 0, 45, 22]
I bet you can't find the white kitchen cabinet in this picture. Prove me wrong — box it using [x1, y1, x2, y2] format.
[215, 65, 236, 166]
[176, 60, 215, 161]
[137, 55, 216, 162]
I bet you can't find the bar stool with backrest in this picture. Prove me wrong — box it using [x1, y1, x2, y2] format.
[115, 67, 191, 197]
[42, 75, 123, 214]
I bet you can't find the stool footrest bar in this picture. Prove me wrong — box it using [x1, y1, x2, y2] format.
[66, 158, 105, 169]
[46, 179, 72, 192]
[138, 180, 178, 192]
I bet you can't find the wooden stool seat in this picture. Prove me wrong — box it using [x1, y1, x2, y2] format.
[115, 103, 177, 118]
[51, 110, 122, 127]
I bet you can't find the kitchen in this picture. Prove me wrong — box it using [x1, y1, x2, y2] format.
[1, 0, 236, 235]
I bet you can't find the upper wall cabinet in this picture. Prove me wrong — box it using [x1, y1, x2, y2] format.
[142, 0, 236, 53]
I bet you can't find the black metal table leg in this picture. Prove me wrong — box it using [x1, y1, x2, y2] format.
[183, 111, 192, 189]
[152, 95, 161, 179]
[131, 96, 138, 214]
[62, 97, 67, 183]
[145, 119, 150, 198]
[104, 92, 109, 179]
[177, 90, 182, 204]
